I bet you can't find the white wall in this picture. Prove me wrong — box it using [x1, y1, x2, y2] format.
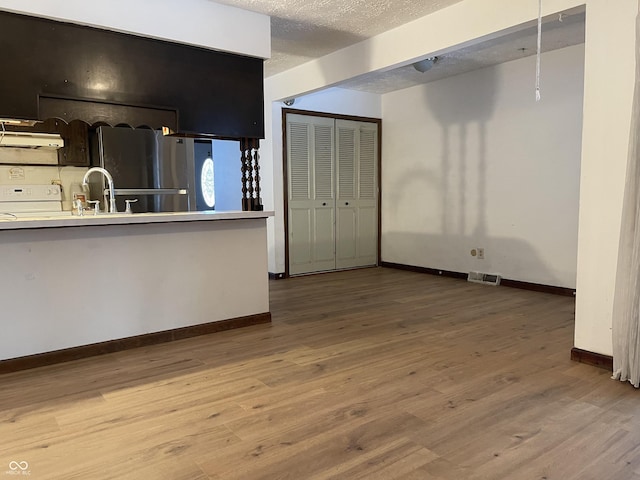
[574, 0, 637, 356]
[0, 0, 270, 59]
[262, 87, 382, 273]
[382, 45, 585, 288]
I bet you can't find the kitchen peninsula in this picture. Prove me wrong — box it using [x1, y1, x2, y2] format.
[0, 210, 273, 369]
[0, 4, 273, 372]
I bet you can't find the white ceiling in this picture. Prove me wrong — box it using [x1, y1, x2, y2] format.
[211, 0, 585, 94]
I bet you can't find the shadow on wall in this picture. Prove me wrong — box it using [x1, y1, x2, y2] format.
[424, 60, 499, 238]
[386, 61, 500, 238]
[383, 65, 579, 287]
[382, 231, 571, 289]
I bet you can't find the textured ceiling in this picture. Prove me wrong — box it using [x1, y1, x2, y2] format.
[209, 0, 584, 95]
[339, 9, 585, 94]
[210, 0, 464, 76]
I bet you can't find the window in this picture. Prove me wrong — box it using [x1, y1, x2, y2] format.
[201, 157, 215, 208]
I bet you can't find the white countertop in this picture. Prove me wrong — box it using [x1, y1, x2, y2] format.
[0, 210, 274, 230]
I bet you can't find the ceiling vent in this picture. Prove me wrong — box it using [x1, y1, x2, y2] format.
[0, 131, 64, 149]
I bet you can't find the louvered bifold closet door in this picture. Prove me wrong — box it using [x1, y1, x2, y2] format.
[335, 119, 378, 269]
[287, 114, 336, 275]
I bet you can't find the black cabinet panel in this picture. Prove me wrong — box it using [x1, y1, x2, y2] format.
[0, 11, 264, 138]
[39, 96, 179, 132]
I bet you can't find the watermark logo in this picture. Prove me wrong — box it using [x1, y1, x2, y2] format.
[4, 461, 30, 476]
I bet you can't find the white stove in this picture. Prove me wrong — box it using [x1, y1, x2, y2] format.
[0, 184, 63, 216]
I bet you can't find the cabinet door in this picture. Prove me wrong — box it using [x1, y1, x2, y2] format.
[287, 114, 336, 275]
[58, 120, 90, 166]
[336, 119, 378, 269]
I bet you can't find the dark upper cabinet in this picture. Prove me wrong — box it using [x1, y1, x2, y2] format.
[0, 11, 264, 139]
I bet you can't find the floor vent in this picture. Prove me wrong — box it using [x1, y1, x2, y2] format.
[468, 271, 502, 286]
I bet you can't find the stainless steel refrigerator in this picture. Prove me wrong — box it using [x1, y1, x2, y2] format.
[89, 127, 196, 213]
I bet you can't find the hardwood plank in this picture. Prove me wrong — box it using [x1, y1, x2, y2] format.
[0, 267, 634, 479]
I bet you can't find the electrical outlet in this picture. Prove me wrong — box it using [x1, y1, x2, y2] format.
[477, 248, 485, 260]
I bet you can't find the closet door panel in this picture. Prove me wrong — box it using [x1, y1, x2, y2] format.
[289, 208, 313, 270]
[287, 114, 336, 275]
[315, 207, 336, 263]
[358, 205, 378, 262]
[336, 207, 357, 266]
[336, 122, 357, 268]
[336, 119, 378, 269]
[356, 123, 378, 266]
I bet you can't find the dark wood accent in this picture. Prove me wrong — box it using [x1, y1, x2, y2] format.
[0, 313, 271, 375]
[39, 95, 179, 132]
[254, 143, 262, 209]
[241, 139, 249, 210]
[281, 108, 382, 277]
[381, 261, 468, 280]
[58, 119, 91, 166]
[282, 107, 382, 125]
[240, 138, 263, 211]
[381, 261, 577, 296]
[571, 347, 613, 371]
[501, 278, 576, 297]
[0, 10, 264, 138]
[282, 107, 291, 278]
[377, 121, 383, 266]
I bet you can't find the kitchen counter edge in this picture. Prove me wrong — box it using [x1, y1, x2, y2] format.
[0, 210, 274, 231]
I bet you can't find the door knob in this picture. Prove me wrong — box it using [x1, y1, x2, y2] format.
[322, 202, 327, 206]
[345, 202, 349, 206]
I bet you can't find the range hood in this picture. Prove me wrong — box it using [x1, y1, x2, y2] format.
[0, 131, 64, 149]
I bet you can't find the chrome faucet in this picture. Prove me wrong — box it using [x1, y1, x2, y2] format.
[82, 167, 117, 213]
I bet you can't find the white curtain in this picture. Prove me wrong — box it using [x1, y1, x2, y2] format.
[612, 7, 640, 387]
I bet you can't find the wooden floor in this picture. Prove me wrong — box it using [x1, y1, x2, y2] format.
[1, 267, 638, 479]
